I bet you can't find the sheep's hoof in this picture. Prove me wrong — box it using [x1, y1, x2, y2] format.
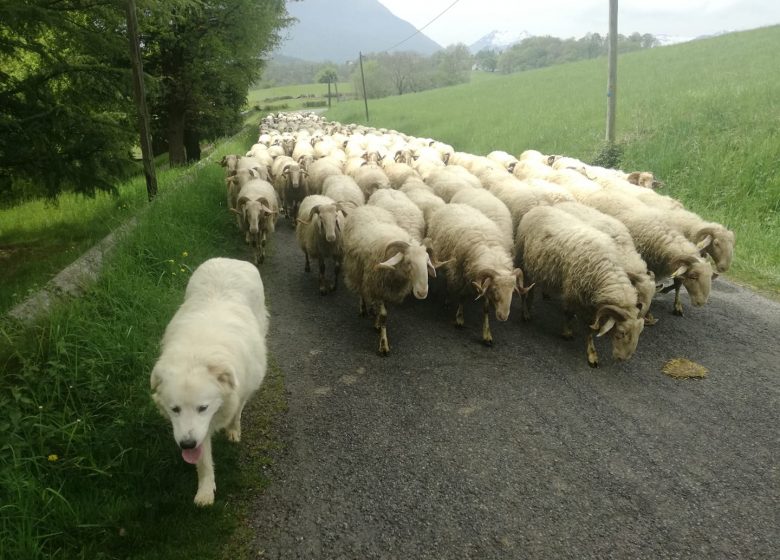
[561, 332, 574, 341]
[588, 359, 599, 368]
[319, 285, 328, 296]
[482, 338, 493, 347]
[454, 321, 464, 329]
[304, 264, 311, 273]
[521, 311, 532, 322]
[672, 307, 684, 317]
[644, 314, 658, 326]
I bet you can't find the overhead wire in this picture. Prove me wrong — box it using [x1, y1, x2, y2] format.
[383, 0, 463, 53]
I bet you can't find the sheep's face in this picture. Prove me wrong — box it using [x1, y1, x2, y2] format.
[316, 206, 341, 244]
[679, 259, 713, 306]
[243, 200, 269, 235]
[707, 232, 735, 273]
[405, 245, 431, 300]
[611, 318, 645, 361]
[285, 164, 301, 189]
[486, 274, 517, 322]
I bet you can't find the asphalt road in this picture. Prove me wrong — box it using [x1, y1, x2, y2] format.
[246, 221, 779, 559]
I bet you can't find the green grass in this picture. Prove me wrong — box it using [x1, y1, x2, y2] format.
[0, 123, 287, 559]
[325, 26, 780, 296]
[247, 81, 353, 111]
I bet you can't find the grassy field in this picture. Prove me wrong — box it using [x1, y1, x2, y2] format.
[247, 81, 354, 112]
[326, 26, 780, 296]
[0, 123, 287, 559]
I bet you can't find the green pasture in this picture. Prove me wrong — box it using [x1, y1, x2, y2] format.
[326, 26, 780, 295]
[247, 81, 353, 112]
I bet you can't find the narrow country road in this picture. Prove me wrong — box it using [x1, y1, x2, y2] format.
[246, 221, 779, 559]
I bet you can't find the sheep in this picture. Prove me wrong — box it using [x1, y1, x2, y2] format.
[322, 175, 365, 207]
[341, 205, 436, 355]
[512, 159, 554, 181]
[226, 168, 263, 213]
[516, 205, 645, 367]
[352, 165, 390, 199]
[626, 171, 664, 189]
[584, 171, 681, 211]
[232, 180, 279, 265]
[660, 209, 735, 273]
[236, 156, 270, 181]
[399, 181, 446, 231]
[367, 189, 425, 243]
[306, 158, 343, 195]
[479, 170, 551, 232]
[553, 201, 657, 324]
[295, 195, 348, 294]
[424, 167, 479, 202]
[487, 150, 519, 173]
[449, 188, 514, 252]
[381, 161, 418, 189]
[427, 203, 531, 346]
[271, 155, 306, 220]
[582, 190, 713, 316]
[219, 154, 241, 174]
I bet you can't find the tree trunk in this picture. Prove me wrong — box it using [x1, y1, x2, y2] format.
[327, 82, 331, 108]
[167, 104, 186, 167]
[184, 127, 201, 163]
[334, 81, 339, 102]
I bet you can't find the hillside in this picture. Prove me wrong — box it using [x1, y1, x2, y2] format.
[325, 25, 780, 294]
[275, 0, 442, 62]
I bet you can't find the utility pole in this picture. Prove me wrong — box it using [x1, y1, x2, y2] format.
[605, 0, 618, 143]
[359, 51, 370, 123]
[126, 0, 158, 201]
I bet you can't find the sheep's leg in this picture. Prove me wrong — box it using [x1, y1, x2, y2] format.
[481, 298, 493, 346]
[318, 257, 328, 295]
[245, 231, 251, 244]
[586, 333, 599, 368]
[258, 232, 267, 264]
[358, 296, 367, 317]
[304, 250, 311, 273]
[332, 259, 340, 292]
[455, 301, 465, 327]
[561, 310, 575, 340]
[377, 302, 390, 356]
[521, 286, 534, 322]
[672, 279, 684, 316]
[644, 311, 658, 326]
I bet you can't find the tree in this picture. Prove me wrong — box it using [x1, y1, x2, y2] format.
[0, 1, 139, 201]
[316, 65, 339, 107]
[475, 49, 498, 72]
[141, 0, 292, 166]
[430, 44, 473, 87]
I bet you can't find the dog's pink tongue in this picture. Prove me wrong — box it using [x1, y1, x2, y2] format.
[181, 445, 203, 464]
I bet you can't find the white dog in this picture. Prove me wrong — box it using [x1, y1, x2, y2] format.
[150, 257, 269, 506]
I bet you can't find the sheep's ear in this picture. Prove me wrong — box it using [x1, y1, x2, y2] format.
[626, 171, 641, 184]
[696, 234, 713, 251]
[472, 276, 491, 300]
[230, 208, 242, 216]
[671, 264, 689, 278]
[426, 254, 437, 279]
[377, 251, 404, 270]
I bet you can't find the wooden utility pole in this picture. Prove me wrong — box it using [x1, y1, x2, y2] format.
[606, 0, 618, 143]
[126, 0, 158, 201]
[327, 80, 332, 108]
[359, 51, 370, 123]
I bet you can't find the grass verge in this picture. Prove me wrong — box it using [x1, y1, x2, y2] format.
[0, 123, 285, 559]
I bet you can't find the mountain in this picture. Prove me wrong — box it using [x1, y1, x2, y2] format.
[275, 0, 442, 63]
[469, 29, 533, 53]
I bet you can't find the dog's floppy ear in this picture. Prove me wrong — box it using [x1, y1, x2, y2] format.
[150, 367, 163, 392]
[208, 364, 237, 390]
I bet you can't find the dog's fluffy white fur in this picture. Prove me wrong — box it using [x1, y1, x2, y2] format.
[150, 257, 269, 506]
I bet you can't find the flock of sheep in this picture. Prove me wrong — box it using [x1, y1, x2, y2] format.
[219, 111, 734, 367]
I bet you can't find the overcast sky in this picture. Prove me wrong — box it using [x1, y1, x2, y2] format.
[377, 0, 780, 46]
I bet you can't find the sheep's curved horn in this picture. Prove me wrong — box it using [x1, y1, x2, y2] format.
[383, 240, 410, 260]
[377, 251, 404, 269]
[696, 234, 713, 251]
[237, 195, 250, 207]
[309, 205, 321, 220]
[626, 171, 641, 185]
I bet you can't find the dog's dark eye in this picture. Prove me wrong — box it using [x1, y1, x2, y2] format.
[171, 406, 181, 414]
[197, 405, 208, 413]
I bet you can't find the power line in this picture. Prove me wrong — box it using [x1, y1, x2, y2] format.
[383, 0, 463, 53]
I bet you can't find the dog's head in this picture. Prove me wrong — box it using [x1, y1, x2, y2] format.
[150, 363, 236, 464]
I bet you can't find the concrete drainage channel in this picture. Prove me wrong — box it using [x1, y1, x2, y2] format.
[5, 140, 231, 324]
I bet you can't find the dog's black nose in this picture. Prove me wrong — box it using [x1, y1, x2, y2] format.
[179, 439, 197, 449]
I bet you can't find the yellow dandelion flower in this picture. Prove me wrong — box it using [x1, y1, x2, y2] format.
[182, 251, 189, 257]
[48, 454, 59, 462]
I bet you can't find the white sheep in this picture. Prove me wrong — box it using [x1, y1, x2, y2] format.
[583, 190, 713, 316]
[661, 208, 735, 273]
[517, 205, 645, 367]
[554, 201, 657, 324]
[424, 167, 479, 202]
[271, 155, 306, 220]
[352, 165, 390, 199]
[219, 154, 241, 174]
[306, 158, 343, 195]
[487, 150, 519, 173]
[295, 194, 348, 294]
[322, 175, 365, 207]
[479, 170, 551, 232]
[449, 188, 514, 252]
[232, 180, 279, 265]
[381, 161, 418, 189]
[427, 203, 531, 346]
[367, 189, 425, 242]
[341, 205, 436, 355]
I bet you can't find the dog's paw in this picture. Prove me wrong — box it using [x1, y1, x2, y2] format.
[193, 489, 215, 507]
[226, 428, 241, 443]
